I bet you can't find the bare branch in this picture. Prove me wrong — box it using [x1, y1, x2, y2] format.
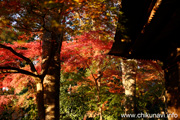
[0, 66, 40, 78]
[0, 43, 37, 73]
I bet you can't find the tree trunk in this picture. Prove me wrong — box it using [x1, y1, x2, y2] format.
[41, 31, 62, 120]
[121, 59, 137, 114]
[36, 81, 45, 120]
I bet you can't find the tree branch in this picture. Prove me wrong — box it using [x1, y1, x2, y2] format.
[0, 66, 40, 78]
[0, 43, 37, 73]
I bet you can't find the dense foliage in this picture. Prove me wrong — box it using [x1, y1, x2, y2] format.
[0, 0, 166, 119]
[0, 31, 165, 119]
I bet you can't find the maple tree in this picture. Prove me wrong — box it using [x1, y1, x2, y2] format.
[0, 0, 167, 119]
[60, 31, 125, 119]
[0, 0, 120, 119]
[0, 31, 166, 119]
[60, 31, 166, 119]
[0, 41, 41, 119]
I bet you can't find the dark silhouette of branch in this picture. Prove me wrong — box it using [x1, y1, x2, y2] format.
[0, 43, 37, 73]
[0, 66, 40, 78]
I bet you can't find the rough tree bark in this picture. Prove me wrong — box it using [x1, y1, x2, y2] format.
[41, 31, 63, 120]
[36, 77, 45, 120]
[121, 59, 137, 114]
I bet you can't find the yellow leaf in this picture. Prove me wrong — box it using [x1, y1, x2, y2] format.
[74, 0, 83, 3]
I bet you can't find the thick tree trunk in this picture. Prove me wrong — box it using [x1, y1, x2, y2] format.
[121, 59, 137, 114]
[36, 81, 45, 120]
[164, 48, 180, 120]
[41, 31, 62, 120]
